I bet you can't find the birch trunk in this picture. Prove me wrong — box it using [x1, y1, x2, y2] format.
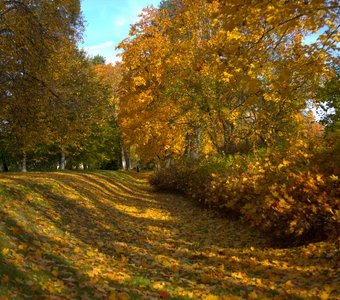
[121, 148, 126, 169]
[60, 152, 66, 170]
[22, 152, 27, 172]
[121, 148, 130, 170]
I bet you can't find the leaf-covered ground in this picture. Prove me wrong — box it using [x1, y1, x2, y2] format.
[0, 171, 338, 299]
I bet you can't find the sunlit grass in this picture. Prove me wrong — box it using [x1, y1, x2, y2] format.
[0, 171, 338, 299]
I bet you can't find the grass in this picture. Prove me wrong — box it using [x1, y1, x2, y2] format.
[0, 170, 339, 299]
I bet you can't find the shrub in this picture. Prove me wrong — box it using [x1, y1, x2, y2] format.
[151, 141, 339, 246]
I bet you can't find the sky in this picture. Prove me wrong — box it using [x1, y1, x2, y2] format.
[80, 0, 161, 64]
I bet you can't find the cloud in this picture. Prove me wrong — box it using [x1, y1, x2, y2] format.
[113, 16, 128, 28]
[82, 42, 122, 65]
[106, 49, 123, 65]
[106, 55, 122, 65]
[84, 41, 114, 52]
[82, 41, 117, 60]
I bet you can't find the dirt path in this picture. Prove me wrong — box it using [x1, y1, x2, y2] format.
[0, 171, 338, 299]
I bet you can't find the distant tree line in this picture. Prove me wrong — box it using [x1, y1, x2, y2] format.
[0, 0, 122, 171]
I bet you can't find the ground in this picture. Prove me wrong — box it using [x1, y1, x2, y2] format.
[0, 171, 338, 299]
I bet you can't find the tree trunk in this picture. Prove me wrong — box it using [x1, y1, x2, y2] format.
[191, 127, 202, 159]
[121, 148, 126, 169]
[184, 132, 191, 157]
[22, 152, 27, 172]
[60, 152, 66, 170]
[121, 148, 130, 170]
[184, 127, 202, 159]
[1, 156, 9, 172]
[126, 154, 131, 170]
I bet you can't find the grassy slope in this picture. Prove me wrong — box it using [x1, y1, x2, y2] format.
[0, 171, 338, 299]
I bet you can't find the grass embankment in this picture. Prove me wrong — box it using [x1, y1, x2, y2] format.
[0, 171, 339, 299]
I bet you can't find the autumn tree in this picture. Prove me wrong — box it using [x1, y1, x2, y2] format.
[0, 0, 83, 171]
[118, 0, 339, 163]
[118, 6, 186, 166]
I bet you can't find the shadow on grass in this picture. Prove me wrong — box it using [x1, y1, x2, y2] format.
[0, 171, 338, 299]
[0, 215, 46, 298]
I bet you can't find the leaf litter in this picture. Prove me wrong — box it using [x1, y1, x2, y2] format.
[0, 171, 338, 299]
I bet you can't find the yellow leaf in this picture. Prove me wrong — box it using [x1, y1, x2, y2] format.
[18, 244, 28, 250]
[248, 291, 258, 299]
[152, 282, 165, 290]
[230, 256, 240, 262]
[231, 272, 246, 279]
[87, 268, 101, 278]
[2, 248, 10, 255]
[330, 175, 338, 181]
[86, 250, 96, 257]
[320, 291, 330, 300]
[284, 280, 293, 287]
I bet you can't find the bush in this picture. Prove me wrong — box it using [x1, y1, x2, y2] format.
[151, 141, 339, 246]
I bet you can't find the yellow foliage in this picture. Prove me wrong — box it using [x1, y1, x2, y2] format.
[133, 76, 146, 87]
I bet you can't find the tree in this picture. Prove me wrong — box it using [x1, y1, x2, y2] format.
[318, 66, 340, 132]
[118, 0, 339, 164]
[46, 48, 113, 170]
[118, 6, 186, 166]
[0, 0, 83, 171]
[76, 62, 123, 169]
[90, 55, 106, 65]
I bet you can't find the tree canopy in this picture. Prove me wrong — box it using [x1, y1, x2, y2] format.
[117, 0, 339, 165]
[1, 0, 339, 171]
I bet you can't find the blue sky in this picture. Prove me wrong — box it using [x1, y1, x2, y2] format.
[80, 0, 161, 64]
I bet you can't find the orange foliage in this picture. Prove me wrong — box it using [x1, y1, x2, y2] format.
[151, 138, 339, 246]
